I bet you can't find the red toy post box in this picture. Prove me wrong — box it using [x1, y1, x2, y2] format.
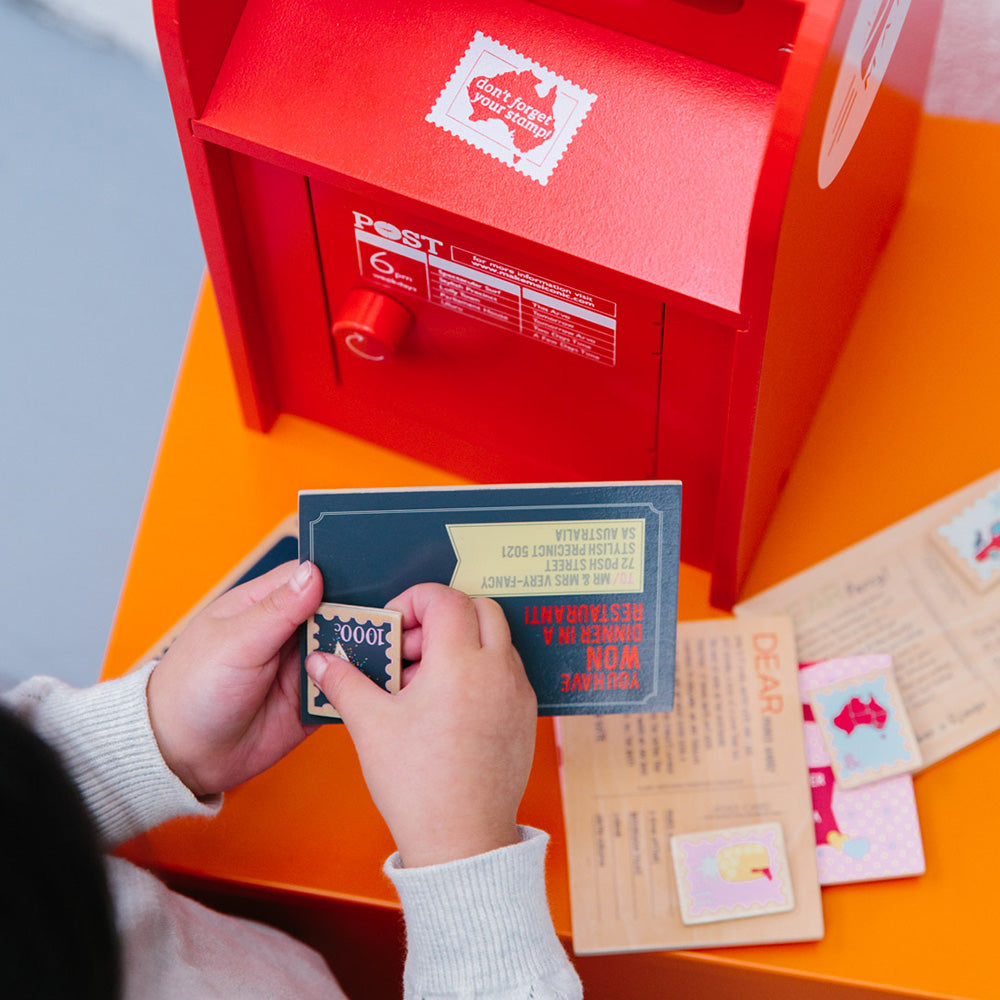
[153, 0, 940, 608]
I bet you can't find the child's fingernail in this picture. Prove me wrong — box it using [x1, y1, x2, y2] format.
[305, 651, 326, 681]
[290, 560, 314, 593]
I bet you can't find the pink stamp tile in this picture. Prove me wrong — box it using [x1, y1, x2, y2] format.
[670, 823, 795, 925]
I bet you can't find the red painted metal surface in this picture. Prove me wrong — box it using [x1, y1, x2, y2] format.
[153, 0, 941, 606]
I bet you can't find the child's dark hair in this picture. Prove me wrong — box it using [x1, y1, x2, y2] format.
[0, 704, 121, 999]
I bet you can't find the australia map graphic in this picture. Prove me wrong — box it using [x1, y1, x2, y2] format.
[467, 69, 557, 158]
[833, 695, 888, 735]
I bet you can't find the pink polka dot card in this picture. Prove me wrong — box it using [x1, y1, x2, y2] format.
[800, 656, 926, 885]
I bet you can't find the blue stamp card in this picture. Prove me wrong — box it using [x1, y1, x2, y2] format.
[809, 667, 921, 788]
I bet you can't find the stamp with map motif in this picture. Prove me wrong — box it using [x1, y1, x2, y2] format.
[670, 823, 795, 925]
[303, 603, 402, 723]
[427, 31, 596, 185]
[808, 667, 921, 788]
[931, 481, 1000, 592]
[798, 655, 925, 885]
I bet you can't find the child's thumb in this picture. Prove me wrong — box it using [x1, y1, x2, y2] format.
[227, 561, 322, 655]
[305, 651, 385, 722]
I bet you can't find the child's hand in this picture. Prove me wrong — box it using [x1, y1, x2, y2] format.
[305, 584, 536, 868]
[147, 560, 324, 798]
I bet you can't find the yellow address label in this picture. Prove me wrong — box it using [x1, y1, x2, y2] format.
[448, 519, 645, 596]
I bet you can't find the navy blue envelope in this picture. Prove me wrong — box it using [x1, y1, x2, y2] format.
[300, 482, 680, 718]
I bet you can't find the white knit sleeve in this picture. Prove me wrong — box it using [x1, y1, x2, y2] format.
[384, 826, 582, 1000]
[2, 664, 219, 848]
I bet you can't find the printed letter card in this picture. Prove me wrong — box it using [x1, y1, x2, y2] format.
[557, 616, 823, 953]
[299, 482, 680, 722]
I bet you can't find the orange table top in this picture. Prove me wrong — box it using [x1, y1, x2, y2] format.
[103, 114, 1000, 998]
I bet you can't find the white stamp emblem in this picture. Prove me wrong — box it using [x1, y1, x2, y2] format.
[818, 0, 913, 189]
[427, 32, 596, 186]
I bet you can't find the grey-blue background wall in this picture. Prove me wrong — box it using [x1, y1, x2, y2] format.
[1, 0, 998, 690]
[0, 1, 201, 689]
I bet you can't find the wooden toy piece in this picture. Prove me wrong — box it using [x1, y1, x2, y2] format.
[303, 603, 403, 723]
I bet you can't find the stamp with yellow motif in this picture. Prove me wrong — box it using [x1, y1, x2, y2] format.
[670, 823, 795, 925]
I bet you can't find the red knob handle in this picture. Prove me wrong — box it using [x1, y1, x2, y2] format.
[331, 289, 412, 362]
